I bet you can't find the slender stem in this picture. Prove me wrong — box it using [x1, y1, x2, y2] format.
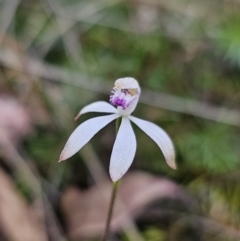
[101, 117, 121, 241]
[101, 181, 119, 241]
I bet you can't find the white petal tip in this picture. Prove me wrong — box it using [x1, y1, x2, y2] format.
[110, 163, 128, 182]
[167, 158, 177, 170]
[74, 114, 80, 121]
[110, 175, 121, 183]
[109, 164, 133, 183]
[58, 155, 65, 162]
[59, 152, 68, 162]
[170, 163, 177, 170]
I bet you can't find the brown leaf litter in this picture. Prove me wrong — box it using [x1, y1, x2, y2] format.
[61, 171, 190, 240]
[0, 168, 47, 241]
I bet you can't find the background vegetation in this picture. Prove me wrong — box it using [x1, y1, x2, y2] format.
[1, 0, 240, 240]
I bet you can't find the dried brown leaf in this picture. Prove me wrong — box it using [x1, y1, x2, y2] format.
[0, 168, 47, 241]
[61, 171, 189, 240]
[0, 95, 32, 144]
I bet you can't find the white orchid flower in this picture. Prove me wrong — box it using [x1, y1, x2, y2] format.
[59, 77, 176, 182]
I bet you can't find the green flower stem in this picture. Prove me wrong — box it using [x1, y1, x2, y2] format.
[115, 117, 121, 131]
[101, 180, 120, 241]
[101, 117, 121, 241]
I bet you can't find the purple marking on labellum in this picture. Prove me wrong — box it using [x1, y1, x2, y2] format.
[110, 96, 128, 109]
[110, 88, 139, 110]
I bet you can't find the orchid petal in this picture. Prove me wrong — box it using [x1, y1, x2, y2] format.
[74, 101, 118, 120]
[129, 116, 176, 169]
[110, 117, 137, 182]
[60, 114, 119, 161]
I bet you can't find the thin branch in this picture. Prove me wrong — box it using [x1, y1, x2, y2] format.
[1, 48, 240, 127]
[0, 0, 20, 45]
